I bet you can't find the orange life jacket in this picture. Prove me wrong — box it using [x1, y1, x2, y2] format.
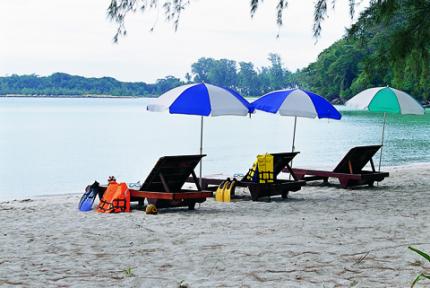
[97, 182, 130, 213]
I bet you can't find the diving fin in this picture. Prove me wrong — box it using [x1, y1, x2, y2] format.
[223, 181, 231, 202]
[79, 181, 100, 212]
[223, 179, 237, 203]
[215, 180, 226, 202]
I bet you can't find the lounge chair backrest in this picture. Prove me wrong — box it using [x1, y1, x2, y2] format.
[242, 152, 299, 182]
[140, 155, 205, 192]
[333, 145, 382, 174]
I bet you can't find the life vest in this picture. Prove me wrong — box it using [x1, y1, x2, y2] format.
[97, 182, 130, 213]
[257, 154, 274, 183]
[246, 154, 274, 183]
[246, 160, 259, 182]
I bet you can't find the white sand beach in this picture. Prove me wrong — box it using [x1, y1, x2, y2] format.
[1, 164, 430, 287]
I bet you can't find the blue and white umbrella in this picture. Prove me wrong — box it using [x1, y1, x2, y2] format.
[251, 88, 341, 156]
[147, 83, 251, 182]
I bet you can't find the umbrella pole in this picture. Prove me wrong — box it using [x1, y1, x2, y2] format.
[289, 116, 297, 180]
[292, 116, 297, 154]
[199, 116, 204, 187]
[378, 112, 387, 172]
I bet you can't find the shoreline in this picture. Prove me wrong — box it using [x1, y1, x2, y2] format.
[2, 161, 430, 203]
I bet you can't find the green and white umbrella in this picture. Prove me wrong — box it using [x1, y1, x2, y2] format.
[346, 86, 425, 170]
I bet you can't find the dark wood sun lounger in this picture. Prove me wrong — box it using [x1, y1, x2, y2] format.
[129, 154, 213, 210]
[291, 145, 389, 188]
[194, 152, 305, 201]
[98, 155, 212, 210]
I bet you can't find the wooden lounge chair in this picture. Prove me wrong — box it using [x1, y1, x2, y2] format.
[130, 154, 213, 210]
[196, 152, 305, 201]
[99, 155, 212, 210]
[291, 145, 389, 188]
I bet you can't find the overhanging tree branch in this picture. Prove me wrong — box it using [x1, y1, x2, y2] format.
[107, 0, 354, 42]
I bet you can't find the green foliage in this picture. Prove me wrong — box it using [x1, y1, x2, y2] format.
[104, 0, 430, 102]
[294, 39, 367, 100]
[237, 62, 260, 96]
[294, 0, 430, 102]
[123, 266, 134, 277]
[345, 0, 430, 100]
[189, 54, 293, 95]
[0, 73, 182, 97]
[0, 53, 298, 97]
[408, 246, 430, 287]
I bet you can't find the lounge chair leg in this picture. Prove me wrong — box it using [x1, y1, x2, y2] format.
[137, 199, 145, 210]
[188, 202, 196, 210]
[323, 177, 329, 184]
[368, 181, 374, 187]
[339, 178, 349, 189]
[281, 192, 289, 199]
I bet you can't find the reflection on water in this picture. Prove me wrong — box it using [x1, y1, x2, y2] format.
[0, 97, 429, 199]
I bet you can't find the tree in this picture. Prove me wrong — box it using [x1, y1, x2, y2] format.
[347, 0, 430, 100]
[184, 72, 192, 83]
[106, 0, 430, 100]
[190, 58, 238, 89]
[266, 53, 289, 90]
[237, 62, 260, 96]
[191, 57, 215, 83]
[207, 59, 237, 89]
[154, 75, 182, 94]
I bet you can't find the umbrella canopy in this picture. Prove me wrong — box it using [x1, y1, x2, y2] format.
[251, 88, 341, 119]
[346, 86, 424, 171]
[147, 83, 250, 116]
[346, 86, 424, 115]
[251, 89, 341, 162]
[147, 83, 251, 183]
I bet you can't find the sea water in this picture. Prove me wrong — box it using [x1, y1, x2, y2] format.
[0, 97, 429, 200]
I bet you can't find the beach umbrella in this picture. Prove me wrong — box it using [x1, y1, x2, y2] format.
[251, 88, 341, 161]
[346, 86, 425, 170]
[147, 83, 251, 184]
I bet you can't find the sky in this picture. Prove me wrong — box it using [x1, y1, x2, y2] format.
[0, 0, 370, 83]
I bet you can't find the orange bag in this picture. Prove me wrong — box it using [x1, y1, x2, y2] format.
[97, 182, 130, 213]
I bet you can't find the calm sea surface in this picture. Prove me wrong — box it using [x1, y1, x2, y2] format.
[1, 97, 429, 200]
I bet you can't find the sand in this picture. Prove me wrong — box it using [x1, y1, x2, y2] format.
[1, 164, 430, 287]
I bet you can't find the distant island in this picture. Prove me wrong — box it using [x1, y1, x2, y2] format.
[0, 73, 169, 98]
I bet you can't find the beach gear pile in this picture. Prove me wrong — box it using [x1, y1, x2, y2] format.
[214, 154, 275, 202]
[78, 177, 131, 213]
